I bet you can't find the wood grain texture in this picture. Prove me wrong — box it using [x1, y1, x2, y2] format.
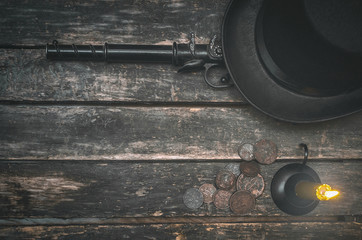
[0, 49, 243, 102]
[0, 222, 361, 240]
[0, 216, 354, 226]
[0, 0, 228, 45]
[0, 161, 360, 218]
[0, 105, 361, 160]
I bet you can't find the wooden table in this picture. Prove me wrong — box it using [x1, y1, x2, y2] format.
[0, 0, 361, 239]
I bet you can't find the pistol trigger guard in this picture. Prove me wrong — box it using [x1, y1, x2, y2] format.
[177, 59, 205, 73]
[203, 63, 234, 89]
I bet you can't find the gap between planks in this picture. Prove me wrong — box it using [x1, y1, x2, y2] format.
[0, 159, 361, 163]
[0, 216, 359, 226]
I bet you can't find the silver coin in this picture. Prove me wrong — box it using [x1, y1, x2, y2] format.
[238, 143, 254, 161]
[183, 188, 204, 209]
[225, 163, 241, 177]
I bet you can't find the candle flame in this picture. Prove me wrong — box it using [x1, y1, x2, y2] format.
[325, 191, 339, 199]
[316, 184, 340, 201]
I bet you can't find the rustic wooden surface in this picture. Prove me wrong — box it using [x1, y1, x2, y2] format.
[1, 106, 361, 161]
[0, 49, 244, 103]
[0, 0, 228, 45]
[0, 0, 361, 239]
[0, 161, 361, 218]
[0, 222, 361, 240]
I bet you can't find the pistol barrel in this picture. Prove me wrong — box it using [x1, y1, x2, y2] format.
[46, 41, 214, 66]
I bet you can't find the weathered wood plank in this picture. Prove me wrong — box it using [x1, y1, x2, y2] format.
[0, 216, 354, 226]
[0, 0, 228, 45]
[0, 222, 360, 240]
[0, 106, 361, 160]
[0, 49, 243, 102]
[0, 161, 360, 218]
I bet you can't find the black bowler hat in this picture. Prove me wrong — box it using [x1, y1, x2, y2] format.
[223, 0, 362, 123]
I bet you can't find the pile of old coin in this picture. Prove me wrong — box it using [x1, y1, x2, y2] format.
[238, 139, 278, 165]
[183, 139, 277, 215]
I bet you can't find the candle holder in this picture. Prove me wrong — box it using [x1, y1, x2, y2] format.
[271, 144, 321, 215]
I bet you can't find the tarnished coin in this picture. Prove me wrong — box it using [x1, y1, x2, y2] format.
[213, 189, 233, 209]
[254, 139, 278, 164]
[225, 163, 241, 177]
[183, 188, 204, 209]
[215, 170, 236, 190]
[238, 143, 254, 161]
[199, 183, 217, 204]
[230, 190, 255, 214]
[239, 161, 260, 177]
[236, 174, 265, 198]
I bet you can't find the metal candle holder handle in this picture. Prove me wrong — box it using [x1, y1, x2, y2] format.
[270, 143, 321, 215]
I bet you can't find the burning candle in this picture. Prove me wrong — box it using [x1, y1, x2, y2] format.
[271, 143, 342, 215]
[295, 181, 340, 201]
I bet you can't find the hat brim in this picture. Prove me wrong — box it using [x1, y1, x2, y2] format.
[222, 0, 362, 123]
